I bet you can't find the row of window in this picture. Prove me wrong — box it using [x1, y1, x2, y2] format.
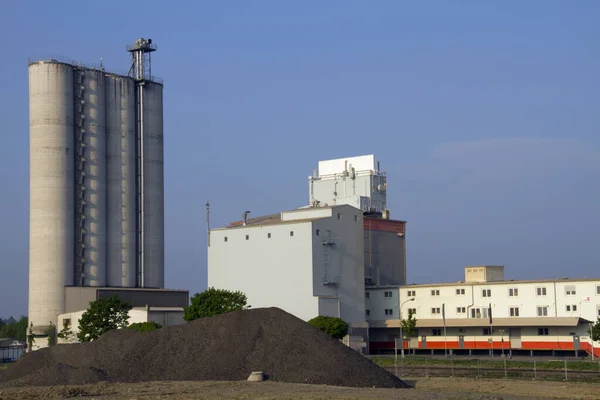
[383, 305, 583, 318]
[402, 284, 595, 298]
[336, 213, 360, 222]
[224, 231, 294, 242]
[368, 285, 600, 302]
[369, 305, 600, 318]
[430, 328, 551, 336]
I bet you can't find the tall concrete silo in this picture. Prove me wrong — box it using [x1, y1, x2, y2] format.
[28, 39, 166, 338]
[105, 75, 137, 287]
[142, 82, 164, 288]
[28, 61, 75, 333]
[74, 67, 107, 287]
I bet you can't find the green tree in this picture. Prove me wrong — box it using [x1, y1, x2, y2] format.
[184, 287, 248, 322]
[308, 316, 349, 340]
[26, 323, 35, 351]
[77, 295, 132, 342]
[46, 321, 56, 346]
[129, 321, 162, 333]
[401, 309, 418, 339]
[589, 318, 600, 342]
[57, 319, 76, 343]
[0, 317, 28, 341]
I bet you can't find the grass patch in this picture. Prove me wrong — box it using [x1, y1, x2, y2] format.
[0, 363, 8, 371]
[369, 356, 600, 371]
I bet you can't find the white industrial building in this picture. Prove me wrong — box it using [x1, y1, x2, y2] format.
[208, 205, 366, 326]
[309, 155, 406, 286]
[208, 155, 407, 351]
[367, 266, 600, 358]
[27, 39, 188, 350]
[208, 154, 599, 358]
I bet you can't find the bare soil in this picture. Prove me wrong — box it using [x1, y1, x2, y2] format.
[1, 377, 598, 399]
[0, 308, 405, 388]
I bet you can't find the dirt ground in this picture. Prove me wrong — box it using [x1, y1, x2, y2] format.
[1, 377, 599, 400]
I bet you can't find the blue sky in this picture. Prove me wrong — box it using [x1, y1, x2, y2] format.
[0, 1, 598, 318]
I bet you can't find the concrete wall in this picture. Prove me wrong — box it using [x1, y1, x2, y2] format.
[312, 205, 366, 325]
[64, 287, 189, 313]
[208, 219, 319, 321]
[364, 229, 406, 286]
[208, 205, 366, 325]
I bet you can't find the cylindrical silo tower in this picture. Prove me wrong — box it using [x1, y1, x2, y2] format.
[28, 61, 75, 333]
[28, 39, 165, 342]
[141, 82, 165, 288]
[73, 67, 107, 287]
[105, 75, 137, 287]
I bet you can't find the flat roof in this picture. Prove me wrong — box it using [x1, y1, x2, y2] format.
[65, 286, 189, 293]
[215, 204, 356, 231]
[367, 277, 600, 289]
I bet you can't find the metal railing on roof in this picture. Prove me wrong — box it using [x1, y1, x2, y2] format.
[27, 56, 163, 84]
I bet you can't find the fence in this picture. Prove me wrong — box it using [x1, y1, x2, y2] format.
[371, 356, 600, 383]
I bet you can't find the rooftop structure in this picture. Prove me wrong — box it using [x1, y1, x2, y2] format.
[309, 155, 388, 213]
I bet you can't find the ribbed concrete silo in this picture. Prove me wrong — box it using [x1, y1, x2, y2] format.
[28, 39, 166, 340]
[28, 61, 75, 333]
[141, 82, 165, 288]
[73, 67, 107, 287]
[105, 75, 137, 287]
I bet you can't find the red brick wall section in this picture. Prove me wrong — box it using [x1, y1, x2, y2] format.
[364, 218, 405, 234]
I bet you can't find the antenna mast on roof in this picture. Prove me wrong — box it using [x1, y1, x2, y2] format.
[206, 201, 211, 247]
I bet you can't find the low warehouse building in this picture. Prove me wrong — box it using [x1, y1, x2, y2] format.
[366, 266, 600, 357]
[0, 338, 26, 362]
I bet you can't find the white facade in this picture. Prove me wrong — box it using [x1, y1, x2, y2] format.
[366, 270, 600, 356]
[53, 307, 184, 346]
[308, 155, 387, 213]
[208, 205, 366, 326]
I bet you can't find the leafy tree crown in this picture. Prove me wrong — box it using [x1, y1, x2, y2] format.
[129, 321, 162, 333]
[184, 287, 248, 321]
[77, 295, 132, 342]
[308, 316, 349, 340]
[401, 309, 418, 338]
[589, 318, 600, 342]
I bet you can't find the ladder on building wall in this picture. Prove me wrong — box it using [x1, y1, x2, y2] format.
[75, 69, 87, 286]
[322, 230, 339, 285]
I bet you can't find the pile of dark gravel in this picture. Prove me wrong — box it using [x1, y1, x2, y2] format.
[0, 307, 407, 388]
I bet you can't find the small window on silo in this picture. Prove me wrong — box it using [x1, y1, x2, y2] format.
[354, 215, 358, 222]
[224, 237, 228, 242]
[316, 229, 320, 236]
[290, 231, 294, 237]
[267, 233, 271, 238]
[337, 213, 342, 220]
[245, 235, 249, 240]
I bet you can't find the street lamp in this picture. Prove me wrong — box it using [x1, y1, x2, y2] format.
[398, 298, 415, 360]
[590, 322, 595, 362]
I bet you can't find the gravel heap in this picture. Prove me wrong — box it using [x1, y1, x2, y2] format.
[0, 307, 407, 388]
